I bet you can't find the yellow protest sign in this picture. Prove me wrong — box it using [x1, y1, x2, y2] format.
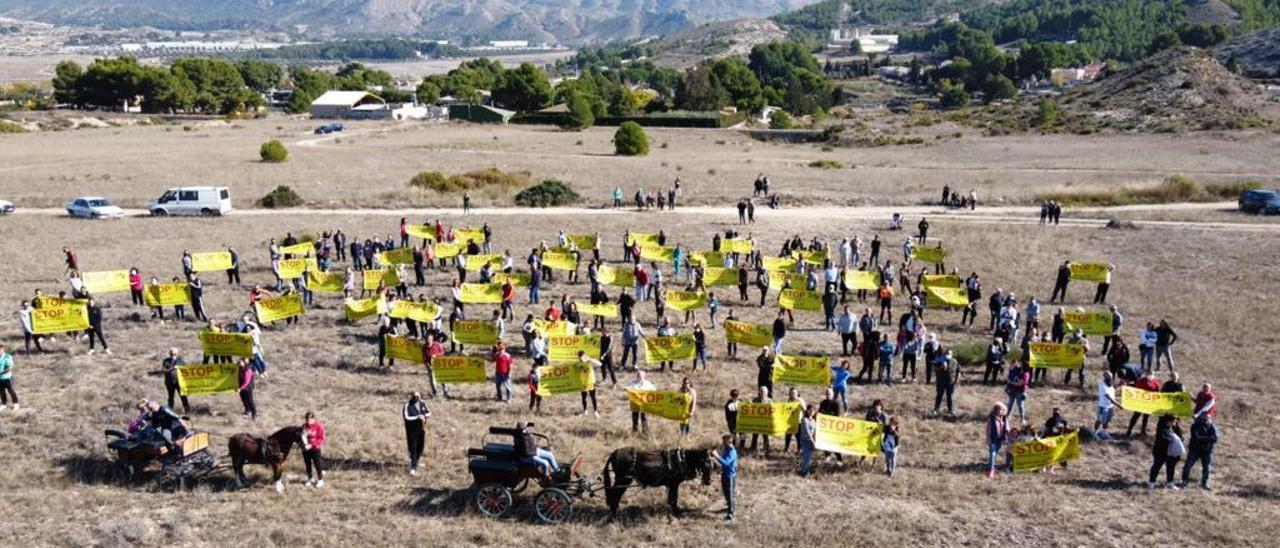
[640, 244, 676, 263]
[344, 297, 386, 322]
[464, 254, 503, 271]
[542, 250, 579, 271]
[456, 227, 486, 244]
[774, 355, 832, 386]
[925, 286, 969, 308]
[384, 335, 425, 364]
[911, 245, 946, 264]
[536, 362, 595, 396]
[768, 271, 808, 289]
[432, 355, 488, 384]
[82, 270, 130, 294]
[598, 266, 635, 287]
[176, 363, 240, 396]
[722, 238, 753, 254]
[627, 233, 660, 247]
[434, 241, 464, 259]
[277, 258, 312, 279]
[844, 270, 881, 291]
[643, 334, 697, 364]
[190, 251, 233, 272]
[762, 256, 797, 272]
[701, 267, 739, 287]
[689, 251, 725, 268]
[1028, 342, 1087, 369]
[664, 290, 707, 311]
[792, 249, 828, 266]
[533, 319, 577, 337]
[1069, 262, 1110, 283]
[737, 402, 802, 436]
[548, 334, 602, 363]
[724, 320, 772, 347]
[451, 320, 499, 346]
[493, 272, 530, 287]
[577, 303, 619, 318]
[568, 233, 598, 249]
[1012, 431, 1081, 472]
[279, 241, 315, 256]
[815, 414, 884, 457]
[922, 274, 963, 288]
[1065, 310, 1114, 336]
[363, 269, 400, 291]
[778, 289, 821, 311]
[254, 292, 304, 323]
[144, 283, 191, 307]
[390, 300, 440, 323]
[381, 247, 416, 266]
[31, 300, 90, 334]
[406, 224, 435, 240]
[459, 283, 503, 304]
[1119, 387, 1194, 417]
[627, 390, 693, 423]
[307, 270, 346, 293]
[199, 331, 253, 358]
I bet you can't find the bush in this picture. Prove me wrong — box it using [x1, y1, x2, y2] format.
[513, 179, 581, 207]
[561, 94, 595, 131]
[808, 159, 844, 169]
[408, 168, 531, 192]
[408, 171, 449, 190]
[769, 110, 795, 129]
[1038, 175, 1260, 206]
[0, 120, 25, 133]
[259, 140, 288, 163]
[258, 185, 303, 208]
[613, 122, 650, 156]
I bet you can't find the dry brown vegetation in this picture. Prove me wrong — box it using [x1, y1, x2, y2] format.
[1, 204, 1278, 546]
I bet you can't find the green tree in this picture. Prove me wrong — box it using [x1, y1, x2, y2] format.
[172, 58, 253, 114]
[613, 122, 649, 156]
[982, 74, 1018, 102]
[236, 60, 283, 93]
[52, 60, 83, 106]
[769, 110, 795, 129]
[939, 80, 970, 109]
[416, 80, 441, 104]
[561, 93, 596, 131]
[286, 88, 313, 114]
[676, 64, 728, 111]
[493, 63, 553, 112]
[1036, 99, 1058, 129]
[260, 140, 288, 163]
[710, 58, 765, 114]
[1148, 31, 1182, 55]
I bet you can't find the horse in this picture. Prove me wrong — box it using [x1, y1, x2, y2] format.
[602, 447, 712, 519]
[228, 426, 303, 492]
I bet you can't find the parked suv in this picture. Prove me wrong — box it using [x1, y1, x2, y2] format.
[149, 187, 233, 216]
[1239, 189, 1280, 215]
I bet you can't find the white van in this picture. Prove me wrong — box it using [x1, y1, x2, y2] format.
[149, 186, 233, 216]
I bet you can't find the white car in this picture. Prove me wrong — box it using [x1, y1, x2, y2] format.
[0, 199, 13, 215]
[66, 196, 125, 219]
[149, 186, 233, 216]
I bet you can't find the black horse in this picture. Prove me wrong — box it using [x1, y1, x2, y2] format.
[602, 447, 712, 519]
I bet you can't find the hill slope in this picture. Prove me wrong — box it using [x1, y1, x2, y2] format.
[1214, 28, 1280, 78]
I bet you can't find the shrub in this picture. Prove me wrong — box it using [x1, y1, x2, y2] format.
[808, 159, 844, 169]
[259, 140, 288, 163]
[258, 185, 303, 208]
[514, 180, 581, 207]
[613, 121, 649, 156]
[769, 110, 795, 129]
[408, 171, 449, 190]
[561, 94, 595, 131]
[0, 120, 25, 133]
[1038, 175, 1260, 206]
[409, 168, 531, 192]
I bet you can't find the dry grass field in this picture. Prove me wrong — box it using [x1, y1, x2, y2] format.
[1, 196, 1279, 546]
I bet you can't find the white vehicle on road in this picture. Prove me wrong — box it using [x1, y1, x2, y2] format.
[149, 186, 233, 216]
[66, 196, 125, 219]
[0, 199, 13, 215]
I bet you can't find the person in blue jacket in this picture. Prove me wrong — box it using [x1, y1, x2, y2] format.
[712, 434, 738, 522]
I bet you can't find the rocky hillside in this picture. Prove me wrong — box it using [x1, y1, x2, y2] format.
[1214, 28, 1280, 79]
[0, 0, 822, 44]
[1059, 46, 1274, 131]
[648, 19, 789, 68]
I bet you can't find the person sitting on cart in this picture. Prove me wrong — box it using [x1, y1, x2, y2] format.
[515, 421, 558, 480]
[146, 401, 189, 448]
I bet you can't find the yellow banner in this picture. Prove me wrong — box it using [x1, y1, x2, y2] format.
[536, 362, 595, 396]
[199, 331, 253, 357]
[627, 390, 692, 423]
[567, 233, 597, 249]
[456, 227, 486, 244]
[1065, 310, 1114, 336]
[406, 224, 435, 240]
[451, 320, 499, 346]
[363, 269, 400, 291]
[384, 334, 425, 363]
[1119, 387, 1194, 417]
[722, 238, 753, 254]
[643, 334, 697, 363]
[640, 244, 676, 263]
[462, 254, 502, 271]
[82, 270, 130, 294]
[459, 283, 502, 304]
[434, 241, 464, 259]
[307, 270, 346, 293]
[493, 272, 530, 287]
[31, 300, 90, 334]
[344, 297, 386, 323]
[925, 286, 969, 308]
[1069, 262, 1110, 283]
[627, 233, 660, 247]
[762, 256, 797, 272]
[176, 363, 240, 396]
[390, 300, 440, 323]
[791, 249, 828, 266]
[844, 270, 881, 290]
[768, 271, 808, 289]
[664, 290, 707, 311]
[381, 247, 416, 266]
[277, 257, 313, 279]
[815, 414, 884, 457]
[577, 303, 619, 318]
[737, 402, 802, 436]
[190, 251, 233, 272]
[774, 355, 832, 386]
[702, 267, 738, 287]
[598, 266, 635, 287]
[432, 355, 488, 383]
[255, 292, 304, 323]
[922, 274, 963, 288]
[279, 241, 315, 256]
[533, 319, 577, 337]
[144, 283, 190, 307]
[778, 289, 821, 311]
[689, 251, 724, 268]
[542, 251, 579, 271]
[1028, 342, 1087, 369]
[724, 320, 772, 347]
[1012, 431, 1081, 472]
[548, 334, 602, 363]
[911, 245, 946, 264]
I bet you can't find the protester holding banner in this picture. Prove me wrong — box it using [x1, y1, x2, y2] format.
[796, 404, 817, 476]
[625, 370, 656, 433]
[678, 377, 697, 436]
[85, 297, 110, 355]
[126, 268, 144, 306]
[578, 352, 602, 418]
[377, 318, 398, 368]
[755, 348, 776, 398]
[1124, 370, 1162, 437]
[620, 318, 643, 372]
[527, 366, 541, 413]
[161, 348, 191, 414]
[748, 386, 774, 456]
[1094, 371, 1120, 439]
[0, 344, 18, 411]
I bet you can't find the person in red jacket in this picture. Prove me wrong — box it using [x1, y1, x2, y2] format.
[493, 342, 513, 402]
[1125, 370, 1163, 436]
[1194, 383, 1217, 418]
[500, 279, 515, 320]
[302, 411, 326, 488]
[422, 333, 447, 398]
[543, 304, 561, 322]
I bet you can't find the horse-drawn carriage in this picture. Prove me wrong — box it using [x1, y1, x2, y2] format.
[467, 425, 595, 524]
[104, 429, 219, 491]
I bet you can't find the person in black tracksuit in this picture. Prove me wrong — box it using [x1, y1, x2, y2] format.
[598, 330, 617, 386]
[227, 248, 241, 285]
[161, 348, 191, 413]
[403, 392, 431, 475]
[1049, 261, 1071, 303]
[86, 299, 109, 354]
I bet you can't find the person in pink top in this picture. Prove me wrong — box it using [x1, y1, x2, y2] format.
[128, 268, 144, 306]
[237, 358, 256, 420]
[302, 411, 326, 488]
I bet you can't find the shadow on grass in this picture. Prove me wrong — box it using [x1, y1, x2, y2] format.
[395, 484, 711, 526]
[326, 456, 397, 473]
[1229, 484, 1280, 501]
[57, 454, 128, 486]
[1060, 477, 1131, 491]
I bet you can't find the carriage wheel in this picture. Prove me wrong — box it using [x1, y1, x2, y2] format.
[533, 488, 573, 524]
[511, 478, 530, 494]
[475, 483, 514, 518]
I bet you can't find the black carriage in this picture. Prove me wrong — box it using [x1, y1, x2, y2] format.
[105, 429, 219, 491]
[467, 425, 593, 524]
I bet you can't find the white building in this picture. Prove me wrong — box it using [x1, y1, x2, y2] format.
[309, 91, 385, 119]
[828, 28, 898, 53]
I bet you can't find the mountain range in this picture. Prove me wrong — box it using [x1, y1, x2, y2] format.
[0, 0, 823, 44]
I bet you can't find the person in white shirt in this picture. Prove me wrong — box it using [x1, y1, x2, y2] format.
[1094, 371, 1120, 439]
[625, 370, 656, 432]
[1139, 322, 1158, 371]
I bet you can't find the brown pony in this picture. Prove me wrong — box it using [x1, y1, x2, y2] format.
[228, 426, 303, 492]
[602, 447, 712, 519]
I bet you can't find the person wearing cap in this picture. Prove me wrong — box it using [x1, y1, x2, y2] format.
[403, 392, 431, 476]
